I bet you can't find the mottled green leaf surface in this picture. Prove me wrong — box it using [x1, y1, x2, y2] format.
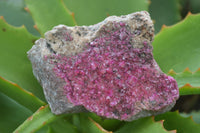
[0, 92, 32, 133]
[25, 0, 76, 35]
[155, 111, 200, 133]
[63, 0, 149, 25]
[115, 117, 169, 133]
[149, 0, 181, 33]
[0, 0, 39, 36]
[153, 13, 200, 73]
[0, 17, 45, 101]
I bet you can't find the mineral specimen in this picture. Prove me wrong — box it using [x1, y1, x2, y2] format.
[27, 11, 179, 121]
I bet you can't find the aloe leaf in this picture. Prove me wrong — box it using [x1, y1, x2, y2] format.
[155, 111, 200, 133]
[0, 0, 39, 36]
[63, 0, 149, 25]
[0, 76, 45, 112]
[72, 113, 112, 133]
[47, 117, 78, 133]
[25, 0, 76, 35]
[168, 68, 200, 95]
[87, 113, 123, 131]
[0, 92, 32, 133]
[14, 105, 59, 133]
[115, 117, 171, 133]
[153, 13, 200, 73]
[149, 0, 181, 33]
[180, 111, 200, 124]
[0, 16, 45, 101]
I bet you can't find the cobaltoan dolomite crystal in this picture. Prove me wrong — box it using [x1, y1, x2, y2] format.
[28, 11, 179, 121]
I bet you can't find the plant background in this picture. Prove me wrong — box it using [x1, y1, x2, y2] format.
[0, 0, 200, 132]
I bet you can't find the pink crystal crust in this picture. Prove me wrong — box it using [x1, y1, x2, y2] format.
[51, 22, 179, 120]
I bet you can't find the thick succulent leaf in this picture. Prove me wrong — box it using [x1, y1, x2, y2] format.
[72, 113, 112, 133]
[48, 118, 78, 133]
[36, 116, 78, 133]
[155, 111, 200, 133]
[0, 0, 39, 36]
[149, 0, 181, 33]
[0, 16, 45, 101]
[14, 105, 58, 133]
[0, 92, 32, 133]
[153, 13, 200, 73]
[25, 0, 76, 35]
[180, 111, 200, 124]
[63, 0, 149, 25]
[115, 117, 171, 133]
[0, 76, 45, 112]
[87, 113, 123, 131]
[168, 68, 200, 95]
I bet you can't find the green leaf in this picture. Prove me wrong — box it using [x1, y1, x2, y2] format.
[155, 111, 200, 133]
[168, 68, 200, 95]
[87, 113, 123, 131]
[180, 111, 200, 124]
[14, 105, 59, 133]
[0, 17, 45, 101]
[25, 0, 76, 35]
[47, 117, 78, 133]
[0, 76, 45, 112]
[149, 0, 181, 33]
[63, 0, 149, 25]
[72, 113, 112, 133]
[0, 0, 39, 36]
[153, 13, 200, 73]
[190, 0, 200, 13]
[115, 117, 171, 133]
[0, 92, 32, 133]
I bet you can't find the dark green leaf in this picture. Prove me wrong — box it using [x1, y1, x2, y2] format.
[115, 117, 170, 133]
[149, 0, 181, 33]
[0, 92, 32, 133]
[155, 111, 200, 133]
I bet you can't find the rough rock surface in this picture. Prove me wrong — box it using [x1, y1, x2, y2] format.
[28, 11, 179, 121]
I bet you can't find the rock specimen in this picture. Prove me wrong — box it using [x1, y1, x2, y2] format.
[28, 11, 179, 121]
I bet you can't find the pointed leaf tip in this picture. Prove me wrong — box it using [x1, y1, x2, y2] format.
[186, 11, 192, 17]
[168, 69, 176, 75]
[184, 67, 192, 73]
[181, 83, 193, 88]
[24, 7, 30, 13]
[196, 68, 200, 72]
[161, 24, 168, 31]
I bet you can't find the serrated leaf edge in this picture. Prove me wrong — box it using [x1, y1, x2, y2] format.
[174, 111, 200, 127]
[0, 16, 39, 40]
[151, 116, 176, 133]
[167, 67, 200, 95]
[159, 12, 196, 33]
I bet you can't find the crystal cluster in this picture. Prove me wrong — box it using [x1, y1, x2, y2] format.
[28, 11, 179, 121]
